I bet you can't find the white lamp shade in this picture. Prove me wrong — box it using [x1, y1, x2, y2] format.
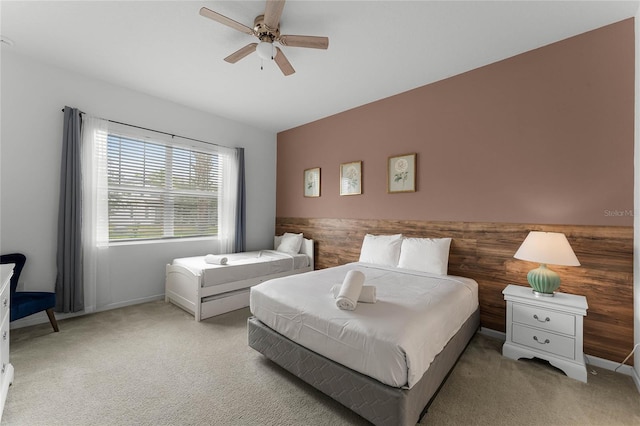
[513, 231, 580, 266]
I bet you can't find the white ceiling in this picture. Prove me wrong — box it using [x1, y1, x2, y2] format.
[1, 1, 638, 133]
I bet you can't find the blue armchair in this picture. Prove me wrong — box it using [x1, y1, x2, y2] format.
[0, 253, 59, 332]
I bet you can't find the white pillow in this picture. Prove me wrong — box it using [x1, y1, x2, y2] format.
[276, 232, 304, 255]
[358, 234, 403, 266]
[398, 237, 452, 275]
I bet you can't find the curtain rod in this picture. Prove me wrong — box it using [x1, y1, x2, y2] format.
[61, 107, 233, 149]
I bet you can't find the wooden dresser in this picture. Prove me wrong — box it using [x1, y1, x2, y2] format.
[0, 264, 14, 420]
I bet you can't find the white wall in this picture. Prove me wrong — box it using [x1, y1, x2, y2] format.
[0, 51, 277, 319]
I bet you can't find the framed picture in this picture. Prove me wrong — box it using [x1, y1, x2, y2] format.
[304, 167, 320, 197]
[340, 161, 362, 196]
[388, 153, 416, 193]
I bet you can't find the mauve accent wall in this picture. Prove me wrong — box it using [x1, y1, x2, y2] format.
[276, 19, 634, 226]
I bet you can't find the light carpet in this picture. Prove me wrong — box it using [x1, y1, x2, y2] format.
[3, 301, 639, 425]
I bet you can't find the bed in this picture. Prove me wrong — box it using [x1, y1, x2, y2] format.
[248, 234, 480, 425]
[165, 234, 314, 321]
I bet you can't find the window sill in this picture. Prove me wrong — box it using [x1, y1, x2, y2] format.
[107, 236, 218, 247]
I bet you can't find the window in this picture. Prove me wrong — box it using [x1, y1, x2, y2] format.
[107, 133, 223, 241]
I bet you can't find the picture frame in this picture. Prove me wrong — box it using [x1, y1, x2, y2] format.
[340, 161, 362, 196]
[304, 167, 321, 197]
[388, 153, 416, 193]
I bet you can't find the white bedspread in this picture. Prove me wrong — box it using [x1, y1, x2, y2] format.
[173, 250, 310, 287]
[250, 262, 478, 389]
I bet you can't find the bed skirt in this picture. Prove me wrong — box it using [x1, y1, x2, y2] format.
[247, 308, 480, 426]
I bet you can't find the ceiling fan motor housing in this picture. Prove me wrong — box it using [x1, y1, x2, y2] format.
[254, 15, 279, 43]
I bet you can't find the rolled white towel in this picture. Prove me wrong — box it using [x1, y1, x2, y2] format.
[336, 270, 365, 311]
[331, 284, 376, 304]
[204, 254, 228, 265]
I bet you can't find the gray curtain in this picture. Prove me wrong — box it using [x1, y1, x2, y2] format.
[55, 107, 84, 313]
[234, 147, 246, 252]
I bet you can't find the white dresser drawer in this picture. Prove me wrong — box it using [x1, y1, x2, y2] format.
[0, 281, 9, 323]
[0, 317, 9, 389]
[512, 323, 575, 359]
[512, 303, 575, 336]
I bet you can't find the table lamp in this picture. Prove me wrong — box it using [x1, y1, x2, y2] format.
[513, 231, 580, 296]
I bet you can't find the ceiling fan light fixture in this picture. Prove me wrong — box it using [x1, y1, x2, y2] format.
[256, 41, 275, 60]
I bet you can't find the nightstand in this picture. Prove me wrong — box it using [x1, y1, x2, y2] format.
[502, 284, 588, 382]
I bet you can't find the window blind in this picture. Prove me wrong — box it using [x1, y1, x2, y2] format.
[107, 133, 221, 241]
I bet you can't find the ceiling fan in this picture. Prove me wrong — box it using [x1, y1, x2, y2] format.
[199, 0, 329, 76]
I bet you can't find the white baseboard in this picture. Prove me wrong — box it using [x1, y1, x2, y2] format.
[479, 327, 638, 382]
[10, 294, 165, 330]
[584, 354, 636, 377]
[632, 367, 640, 393]
[96, 294, 165, 312]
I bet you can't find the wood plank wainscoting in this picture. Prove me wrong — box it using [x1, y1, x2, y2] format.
[276, 217, 634, 365]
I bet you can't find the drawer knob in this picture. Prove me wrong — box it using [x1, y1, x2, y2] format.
[2, 298, 6, 308]
[533, 314, 550, 323]
[1, 363, 5, 374]
[2, 331, 6, 341]
[533, 336, 550, 345]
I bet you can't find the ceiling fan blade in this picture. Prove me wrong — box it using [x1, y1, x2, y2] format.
[274, 47, 295, 76]
[199, 7, 254, 35]
[264, 0, 286, 29]
[278, 35, 329, 49]
[224, 43, 258, 63]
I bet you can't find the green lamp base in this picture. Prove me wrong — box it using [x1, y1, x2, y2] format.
[527, 264, 560, 297]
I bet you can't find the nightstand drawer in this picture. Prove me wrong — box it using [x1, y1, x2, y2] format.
[512, 324, 575, 359]
[512, 303, 575, 336]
